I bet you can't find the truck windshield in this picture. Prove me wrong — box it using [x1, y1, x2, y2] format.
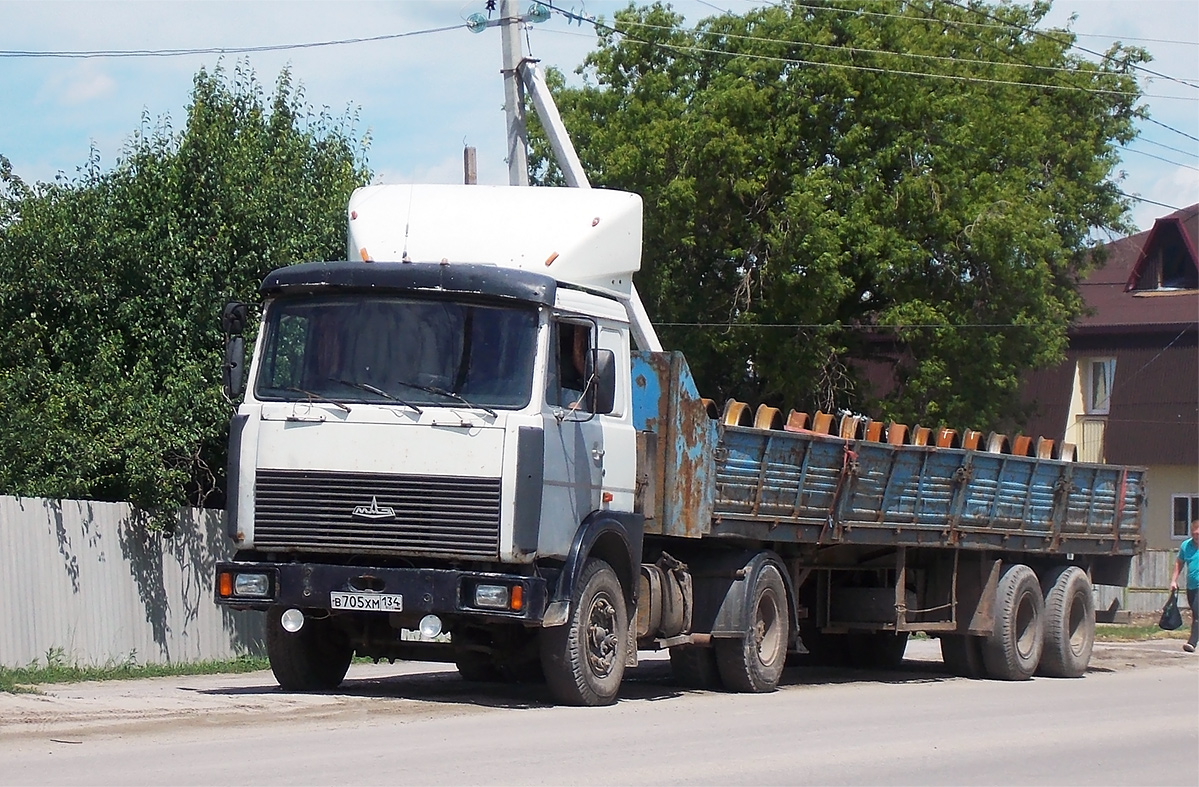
[254, 294, 539, 410]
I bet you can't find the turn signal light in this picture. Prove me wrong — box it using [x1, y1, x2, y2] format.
[510, 584, 524, 612]
[218, 571, 233, 598]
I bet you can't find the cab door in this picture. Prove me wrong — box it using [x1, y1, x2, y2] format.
[539, 318, 604, 556]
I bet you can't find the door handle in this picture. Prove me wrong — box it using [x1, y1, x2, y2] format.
[591, 444, 605, 463]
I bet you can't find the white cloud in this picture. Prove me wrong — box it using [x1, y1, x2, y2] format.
[40, 62, 117, 106]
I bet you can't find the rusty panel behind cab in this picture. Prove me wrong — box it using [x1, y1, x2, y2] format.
[631, 351, 718, 539]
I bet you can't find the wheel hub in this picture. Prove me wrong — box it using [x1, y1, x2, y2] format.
[586, 595, 619, 677]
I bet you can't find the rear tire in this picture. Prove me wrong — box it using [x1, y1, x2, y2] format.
[982, 564, 1044, 681]
[669, 645, 723, 689]
[846, 631, 909, 670]
[1037, 566, 1095, 678]
[714, 564, 789, 692]
[266, 608, 353, 692]
[540, 559, 627, 706]
[940, 634, 987, 678]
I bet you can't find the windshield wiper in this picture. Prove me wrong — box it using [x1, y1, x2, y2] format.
[332, 379, 423, 414]
[394, 380, 498, 417]
[284, 387, 352, 414]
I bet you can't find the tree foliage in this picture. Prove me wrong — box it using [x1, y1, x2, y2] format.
[531, 0, 1144, 429]
[0, 64, 370, 526]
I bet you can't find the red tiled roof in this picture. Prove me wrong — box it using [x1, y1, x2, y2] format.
[1074, 204, 1199, 334]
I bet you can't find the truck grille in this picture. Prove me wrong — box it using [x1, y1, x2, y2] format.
[253, 469, 501, 559]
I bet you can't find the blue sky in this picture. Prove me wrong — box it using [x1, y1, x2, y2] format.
[1, 1, 1195, 232]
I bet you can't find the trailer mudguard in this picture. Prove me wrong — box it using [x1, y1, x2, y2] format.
[542, 510, 644, 627]
[691, 550, 798, 641]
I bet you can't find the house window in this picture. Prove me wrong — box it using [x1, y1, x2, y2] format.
[1083, 358, 1115, 415]
[1174, 495, 1199, 539]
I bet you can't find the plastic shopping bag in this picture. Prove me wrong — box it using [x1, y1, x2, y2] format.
[1159, 590, 1183, 631]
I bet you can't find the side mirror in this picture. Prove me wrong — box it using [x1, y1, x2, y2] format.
[587, 348, 617, 415]
[221, 302, 248, 335]
[223, 336, 246, 399]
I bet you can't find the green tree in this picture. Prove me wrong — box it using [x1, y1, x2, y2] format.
[0, 64, 370, 528]
[531, 0, 1143, 430]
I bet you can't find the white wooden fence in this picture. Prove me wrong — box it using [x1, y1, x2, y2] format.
[0, 496, 262, 669]
[1094, 549, 1180, 615]
[0, 493, 1182, 668]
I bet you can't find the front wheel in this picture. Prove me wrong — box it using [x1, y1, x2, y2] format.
[540, 559, 628, 706]
[714, 563, 789, 692]
[266, 608, 353, 692]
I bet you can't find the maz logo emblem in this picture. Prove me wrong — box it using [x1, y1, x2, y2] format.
[352, 496, 397, 520]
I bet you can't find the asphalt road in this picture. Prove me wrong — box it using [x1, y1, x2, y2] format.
[1, 639, 1196, 786]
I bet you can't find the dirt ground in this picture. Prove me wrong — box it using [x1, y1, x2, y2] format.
[2, 635, 1194, 745]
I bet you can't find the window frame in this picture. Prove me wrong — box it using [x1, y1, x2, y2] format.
[1173, 495, 1199, 540]
[1082, 357, 1116, 415]
[546, 316, 597, 413]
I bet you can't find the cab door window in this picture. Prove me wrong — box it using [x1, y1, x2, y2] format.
[548, 320, 593, 411]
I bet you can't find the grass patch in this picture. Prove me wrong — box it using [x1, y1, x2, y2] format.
[0, 647, 269, 694]
[1095, 623, 1189, 642]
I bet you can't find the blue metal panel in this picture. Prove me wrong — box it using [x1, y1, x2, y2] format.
[632, 351, 718, 538]
[630, 350, 1144, 556]
[708, 426, 1144, 556]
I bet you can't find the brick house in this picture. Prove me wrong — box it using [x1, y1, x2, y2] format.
[1023, 204, 1199, 551]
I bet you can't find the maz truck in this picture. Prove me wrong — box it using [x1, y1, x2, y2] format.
[213, 4, 1144, 704]
[214, 182, 1145, 706]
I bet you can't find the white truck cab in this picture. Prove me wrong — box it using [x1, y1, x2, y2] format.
[216, 185, 650, 704]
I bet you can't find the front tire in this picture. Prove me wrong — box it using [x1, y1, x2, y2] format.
[540, 559, 628, 706]
[266, 608, 353, 692]
[982, 564, 1044, 681]
[714, 564, 789, 692]
[1037, 566, 1095, 678]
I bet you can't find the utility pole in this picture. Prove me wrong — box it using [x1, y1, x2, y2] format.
[500, 0, 529, 186]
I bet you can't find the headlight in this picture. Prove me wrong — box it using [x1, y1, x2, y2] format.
[234, 572, 270, 597]
[474, 584, 510, 609]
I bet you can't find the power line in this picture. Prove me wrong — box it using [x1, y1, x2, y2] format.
[1119, 146, 1199, 172]
[1072, 33, 1199, 48]
[1139, 137, 1199, 160]
[544, 3, 1187, 103]
[1144, 116, 1199, 143]
[779, 1, 1199, 92]
[0, 25, 462, 59]
[934, 0, 1199, 92]
[605, 15, 1177, 86]
[657, 322, 1075, 330]
[547, 3, 1199, 143]
[1116, 191, 1183, 211]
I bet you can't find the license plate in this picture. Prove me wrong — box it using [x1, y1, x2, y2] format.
[330, 591, 403, 612]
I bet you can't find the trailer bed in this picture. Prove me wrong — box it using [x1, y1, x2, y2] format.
[632, 352, 1144, 558]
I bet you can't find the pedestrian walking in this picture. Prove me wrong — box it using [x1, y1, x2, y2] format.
[1169, 518, 1199, 653]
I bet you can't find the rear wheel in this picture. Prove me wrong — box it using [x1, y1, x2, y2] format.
[714, 564, 789, 692]
[846, 631, 909, 670]
[540, 559, 627, 706]
[982, 564, 1044, 681]
[940, 634, 987, 678]
[1037, 566, 1095, 678]
[266, 608, 353, 692]
[669, 645, 723, 689]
